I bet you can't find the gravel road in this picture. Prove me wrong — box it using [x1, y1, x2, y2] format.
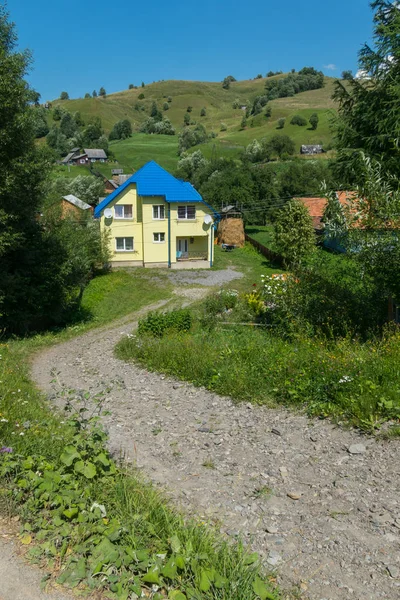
[29, 294, 400, 600]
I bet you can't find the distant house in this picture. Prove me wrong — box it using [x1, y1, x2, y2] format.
[300, 144, 324, 155]
[60, 148, 107, 166]
[220, 205, 242, 219]
[61, 194, 93, 219]
[104, 179, 119, 194]
[112, 168, 124, 176]
[299, 192, 354, 230]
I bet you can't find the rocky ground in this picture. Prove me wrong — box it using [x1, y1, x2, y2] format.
[29, 289, 400, 600]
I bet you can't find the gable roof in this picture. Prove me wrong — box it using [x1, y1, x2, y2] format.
[84, 148, 107, 159]
[299, 192, 355, 229]
[62, 194, 92, 210]
[94, 160, 218, 218]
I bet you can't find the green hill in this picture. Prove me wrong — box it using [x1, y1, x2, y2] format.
[53, 75, 339, 175]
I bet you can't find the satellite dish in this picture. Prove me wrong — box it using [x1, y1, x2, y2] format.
[203, 214, 212, 225]
[104, 208, 113, 219]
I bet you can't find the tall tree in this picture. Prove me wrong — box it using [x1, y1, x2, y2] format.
[273, 200, 316, 267]
[0, 8, 65, 333]
[333, 1, 400, 182]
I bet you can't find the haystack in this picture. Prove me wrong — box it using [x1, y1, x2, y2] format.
[217, 218, 245, 247]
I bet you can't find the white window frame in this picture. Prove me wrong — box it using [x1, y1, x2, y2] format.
[178, 205, 196, 220]
[115, 237, 134, 252]
[153, 232, 165, 243]
[153, 205, 165, 220]
[114, 204, 133, 219]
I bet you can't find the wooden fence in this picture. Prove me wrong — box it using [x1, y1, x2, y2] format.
[245, 234, 284, 266]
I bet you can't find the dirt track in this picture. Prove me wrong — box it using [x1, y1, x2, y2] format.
[29, 294, 400, 600]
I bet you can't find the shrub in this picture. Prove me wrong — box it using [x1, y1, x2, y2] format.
[138, 93, 145, 99]
[277, 117, 286, 129]
[163, 102, 169, 111]
[200, 107, 206, 116]
[138, 309, 192, 337]
[60, 91, 69, 100]
[220, 122, 227, 131]
[290, 114, 307, 126]
[309, 112, 319, 130]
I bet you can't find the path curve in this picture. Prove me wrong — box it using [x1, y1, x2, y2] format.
[31, 301, 400, 600]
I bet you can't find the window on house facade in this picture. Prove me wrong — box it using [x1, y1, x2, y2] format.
[178, 205, 196, 220]
[153, 232, 165, 243]
[114, 205, 133, 219]
[115, 237, 134, 251]
[153, 205, 165, 219]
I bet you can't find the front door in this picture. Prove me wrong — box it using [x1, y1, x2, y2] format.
[177, 238, 189, 258]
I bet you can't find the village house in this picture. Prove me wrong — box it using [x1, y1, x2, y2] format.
[300, 144, 324, 155]
[61, 148, 108, 166]
[94, 161, 218, 268]
[61, 194, 93, 219]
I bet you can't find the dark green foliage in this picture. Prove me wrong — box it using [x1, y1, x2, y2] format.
[290, 114, 307, 126]
[109, 119, 132, 140]
[92, 89, 97, 97]
[222, 75, 236, 89]
[74, 111, 85, 126]
[138, 309, 192, 337]
[277, 117, 285, 129]
[309, 113, 319, 130]
[277, 159, 335, 199]
[251, 94, 269, 115]
[186, 105, 192, 113]
[264, 66, 324, 101]
[52, 105, 65, 121]
[265, 134, 295, 158]
[178, 124, 207, 153]
[138, 92, 145, 99]
[128, 83, 134, 89]
[332, 1, 400, 182]
[183, 112, 190, 126]
[60, 91, 69, 100]
[167, 96, 172, 102]
[84, 92, 91, 98]
[163, 102, 169, 111]
[255, 74, 262, 79]
[60, 111, 78, 138]
[32, 107, 49, 138]
[150, 101, 162, 120]
[240, 115, 247, 129]
[99, 87, 106, 97]
[82, 117, 104, 146]
[200, 107, 206, 116]
[140, 117, 175, 135]
[273, 199, 316, 267]
[341, 70, 353, 80]
[264, 105, 272, 118]
[141, 81, 145, 87]
[46, 125, 69, 155]
[266, 70, 283, 77]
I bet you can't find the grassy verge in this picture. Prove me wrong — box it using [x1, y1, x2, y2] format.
[245, 226, 275, 250]
[212, 243, 283, 293]
[116, 273, 400, 431]
[0, 268, 278, 600]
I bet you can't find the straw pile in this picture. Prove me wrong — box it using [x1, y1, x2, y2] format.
[217, 218, 245, 247]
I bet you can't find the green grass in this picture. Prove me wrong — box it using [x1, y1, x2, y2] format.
[49, 75, 338, 171]
[0, 267, 278, 599]
[212, 243, 284, 293]
[245, 226, 275, 249]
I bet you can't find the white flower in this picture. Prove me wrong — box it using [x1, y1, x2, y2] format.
[0, 418, 8, 423]
[19, 432, 24, 436]
[339, 376, 352, 384]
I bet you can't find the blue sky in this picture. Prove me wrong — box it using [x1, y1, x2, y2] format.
[7, 0, 373, 101]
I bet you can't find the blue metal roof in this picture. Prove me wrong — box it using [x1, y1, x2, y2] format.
[94, 160, 216, 218]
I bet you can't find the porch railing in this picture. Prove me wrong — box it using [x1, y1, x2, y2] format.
[176, 251, 208, 261]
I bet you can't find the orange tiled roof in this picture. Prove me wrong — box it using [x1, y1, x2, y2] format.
[298, 193, 354, 229]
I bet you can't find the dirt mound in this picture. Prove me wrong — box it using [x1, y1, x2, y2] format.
[217, 218, 245, 247]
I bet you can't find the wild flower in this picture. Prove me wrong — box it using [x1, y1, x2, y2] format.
[0, 447, 12, 453]
[339, 376, 353, 384]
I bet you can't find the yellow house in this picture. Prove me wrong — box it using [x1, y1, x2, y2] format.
[94, 161, 218, 268]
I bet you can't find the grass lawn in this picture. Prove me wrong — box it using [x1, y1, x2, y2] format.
[212, 243, 284, 292]
[245, 226, 275, 249]
[0, 266, 278, 600]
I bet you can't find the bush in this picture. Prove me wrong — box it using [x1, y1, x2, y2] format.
[138, 309, 192, 337]
[109, 119, 132, 140]
[290, 114, 307, 126]
[60, 91, 69, 100]
[277, 117, 286, 129]
[163, 102, 169, 111]
[200, 107, 206, 117]
[220, 122, 227, 131]
[138, 93, 145, 99]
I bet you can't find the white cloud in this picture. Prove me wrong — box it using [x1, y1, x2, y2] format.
[355, 69, 371, 80]
[324, 64, 337, 71]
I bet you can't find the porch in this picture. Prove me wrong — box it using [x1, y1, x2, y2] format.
[175, 236, 209, 266]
